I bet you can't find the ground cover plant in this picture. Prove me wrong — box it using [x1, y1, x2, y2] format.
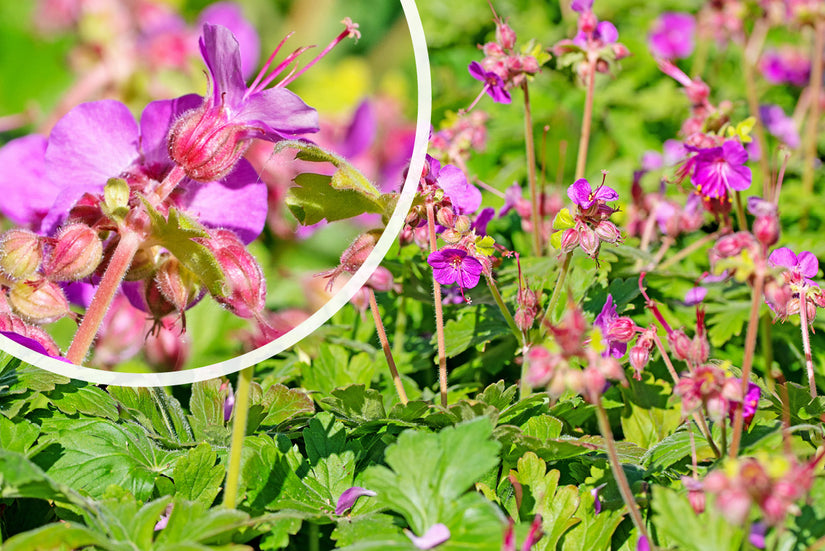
[2, 0, 825, 550]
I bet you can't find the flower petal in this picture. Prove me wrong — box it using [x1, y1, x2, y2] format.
[468, 61, 486, 82]
[684, 286, 707, 305]
[0, 135, 61, 230]
[594, 185, 619, 202]
[236, 87, 319, 138]
[407, 524, 450, 550]
[340, 100, 376, 159]
[199, 24, 248, 108]
[175, 159, 266, 244]
[768, 247, 797, 270]
[198, 3, 260, 79]
[436, 165, 481, 214]
[334, 486, 377, 515]
[457, 256, 483, 289]
[796, 251, 819, 279]
[567, 178, 593, 207]
[596, 21, 618, 43]
[721, 140, 748, 165]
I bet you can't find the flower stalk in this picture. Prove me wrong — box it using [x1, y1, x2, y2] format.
[368, 289, 408, 405]
[799, 292, 817, 398]
[223, 365, 253, 508]
[540, 251, 572, 328]
[426, 203, 449, 408]
[574, 56, 598, 180]
[522, 81, 542, 257]
[801, 19, 825, 229]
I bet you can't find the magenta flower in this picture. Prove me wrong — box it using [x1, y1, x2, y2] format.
[769, 247, 819, 286]
[570, 0, 594, 13]
[759, 104, 800, 149]
[424, 155, 482, 215]
[567, 178, 618, 209]
[468, 61, 511, 104]
[334, 486, 377, 515]
[428, 248, 483, 291]
[593, 294, 632, 358]
[689, 140, 752, 200]
[760, 48, 810, 87]
[648, 13, 695, 59]
[684, 286, 708, 306]
[168, 24, 319, 182]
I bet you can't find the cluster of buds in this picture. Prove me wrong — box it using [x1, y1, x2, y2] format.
[0, 224, 105, 355]
[475, 9, 542, 92]
[629, 326, 656, 379]
[552, 0, 630, 81]
[551, 174, 622, 259]
[764, 246, 825, 323]
[702, 451, 823, 526]
[428, 110, 489, 170]
[747, 197, 779, 249]
[514, 255, 541, 333]
[667, 310, 711, 369]
[526, 303, 627, 403]
[674, 363, 760, 425]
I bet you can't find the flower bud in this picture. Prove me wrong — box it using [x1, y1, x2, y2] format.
[595, 220, 621, 243]
[441, 229, 462, 244]
[629, 345, 650, 377]
[753, 215, 779, 248]
[154, 255, 201, 313]
[713, 233, 745, 258]
[582, 366, 607, 403]
[436, 206, 455, 228]
[579, 225, 600, 257]
[496, 19, 517, 50]
[21, 323, 61, 357]
[519, 55, 540, 74]
[764, 280, 792, 318]
[454, 215, 472, 234]
[612, 43, 630, 60]
[123, 244, 159, 281]
[8, 279, 70, 324]
[482, 42, 504, 57]
[689, 333, 710, 365]
[206, 230, 266, 319]
[667, 328, 691, 361]
[559, 228, 579, 253]
[525, 346, 557, 387]
[92, 294, 148, 367]
[607, 317, 636, 342]
[0, 229, 43, 281]
[42, 223, 103, 281]
[168, 104, 249, 182]
[366, 266, 394, 292]
[579, 11, 597, 34]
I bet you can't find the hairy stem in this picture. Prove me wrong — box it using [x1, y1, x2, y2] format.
[522, 81, 542, 256]
[485, 273, 521, 342]
[368, 289, 408, 405]
[801, 19, 825, 229]
[540, 252, 572, 328]
[799, 294, 817, 398]
[66, 231, 141, 364]
[426, 203, 449, 408]
[595, 400, 652, 546]
[575, 56, 598, 180]
[223, 365, 253, 508]
[729, 272, 764, 458]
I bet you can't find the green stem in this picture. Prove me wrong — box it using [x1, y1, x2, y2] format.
[595, 400, 653, 547]
[761, 313, 773, 377]
[575, 56, 597, 181]
[801, 19, 825, 229]
[540, 252, 572, 328]
[426, 203, 449, 408]
[734, 191, 747, 233]
[223, 366, 253, 508]
[150, 387, 177, 439]
[368, 289, 408, 405]
[522, 81, 542, 257]
[729, 272, 764, 458]
[309, 522, 320, 551]
[484, 273, 520, 342]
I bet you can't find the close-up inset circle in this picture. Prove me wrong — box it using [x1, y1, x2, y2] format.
[0, 0, 431, 386]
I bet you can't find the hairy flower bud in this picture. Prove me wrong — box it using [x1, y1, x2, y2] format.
[42, 223, 103, 281]
[629, 345, 650, 377]
[168, 104, 250, 182]
[145, 318, 191, 371]
[366, 266, 394, 292]
[436, 206, 455, 228]
[8, 279, 70, 324]
[0, 312, 61, 357]
[689, 333, 710, 365]
[454, 215, 472, 234]
[753, 215, 779, 248]
[560, 228, 579, 253]
[496, 19, 517, 50]
[579, 225, 600, 257]
[668, 328, 691, 361]
[0, 229, 43, 281]
[582, 366, 607, 403]
[206, 230, 266, 319]
[594, 220, 621, 243]
[154, 255, 201, 313]
[607, 317, 635, 342]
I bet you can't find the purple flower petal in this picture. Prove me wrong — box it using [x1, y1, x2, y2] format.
[198, 2, 260, 79]
[499, 183, 522, 216]
[457, 256, 483, 288]
[487, 83, 512, 104]
[174, 159, 266, 244]
[648, 12, 695, 59]
[567, 178, 593, 208]
[721, 140, 749, 166]
[768, 247, 797, 270]
[235, 87, 319, 139]
[571, 0, 593, 13]
[684, 287, 707, 305]
[596, 21, 618, 44]
[436, 165, 481, 214]
[407, 524, 450, 550]
[593, 185, 619, 202]
[796, 251, 819, 279]
[637, 535, 651, 551]
[334, 486, 377, 515]
[0, 135, 60, 230]
[341, 100, 376, 159]
[473, 207, 495, 236]
[749, 522, 767, 549]
[468, 61, 486, 82]
[199, 24, 248, 108]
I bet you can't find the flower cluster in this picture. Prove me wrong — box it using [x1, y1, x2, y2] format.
[675, 364, 760, 424]
[703, 453, 821, 526]
[551, 175, 622, 259]
[472, 10, 542, 96]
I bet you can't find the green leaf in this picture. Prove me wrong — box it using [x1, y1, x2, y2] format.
[704, 300, 751, 348]
[45, 381, 119, 420]
[320, 384, 387, 423]
[109, 386, 195, 447]
[152, 499, 253, 550]
[521, 415, 564, 441]
[559, 488, 625, 551]
[303, 345, 377, 396]
[141, 198, 225, 297]
[286, 173, 384, 226]
[257, 384, 315, 428]
[173, 443, 224, 505]
[363, 418, 501, 535]
[476, 381, 518, 410]
[0, 415, 39, 455]
[438, 304, 513, 357]
[0, 448, 93, 512]
[37, 418, 183, 500]
[273, 140, 380, 198]
[2, 522, 112, 551]
[652, 486, 745, 551]
[641, 425, 714, 472]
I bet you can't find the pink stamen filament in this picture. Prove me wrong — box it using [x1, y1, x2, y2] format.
[279, 21, 360, 88]
[255, 46, 314, 93]
[247, 31, 295, 94]
[465, 85, 490, 113]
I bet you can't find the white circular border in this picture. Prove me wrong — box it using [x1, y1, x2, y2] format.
[0, 0, 431, 387]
